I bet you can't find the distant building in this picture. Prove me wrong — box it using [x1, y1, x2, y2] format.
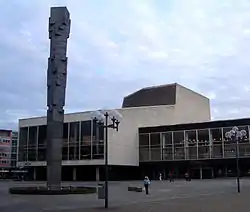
[0, 129, 12, 168]
[11, 131, 18, 167]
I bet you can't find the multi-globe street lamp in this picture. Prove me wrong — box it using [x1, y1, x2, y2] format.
[225, 126, 246, 193]
[91, 110, 122, 209]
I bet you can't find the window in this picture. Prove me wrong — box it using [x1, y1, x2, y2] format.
[173, 131, 185, 160]
[151, 146, 161, 161]
[173, 131, 184, 145]
[139, 146, 150, 161]
[150, 133, 161, 147]
[37, 148, 46, 161]
[62, 123, 69, 160]
[37, 125, 46, 161]
[63, 123, 68, 142]
[185, 130, 197, 145]
[69, 122, 80, 143]
[163, 146, 173, 160]
[197, 129, 210, 158]
[197, 129, 209, 144]
[92, 143, 104, 159]
[185, 130, 197, 159]
[223, 127, 233, 142]
[93, 122, 104, 142]
[28, 148, 36, 161]
[19, 127, 28, 146]
[80, 121, 92, 160]
[139, 134, 149, 147]
[69, 122, 80, 160]
[239, 126, 249, 143]
[38, 125, 46, 146]
[18, 127, 28, 161]
[80, 145, 91, 160]
[210, 128, 222, 143]
[28, 126, 37, 150]
[1, 139, 10, 143]
[211, 128, 223, 158]
[0, 152, 8, 157]
[162, 132, 172, 146]
[80, 121, 91, 145]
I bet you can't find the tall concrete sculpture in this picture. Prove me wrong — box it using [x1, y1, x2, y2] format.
[46, 7, 71, 189]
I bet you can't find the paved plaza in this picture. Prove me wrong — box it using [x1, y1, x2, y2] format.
[1, 179, 250, 211]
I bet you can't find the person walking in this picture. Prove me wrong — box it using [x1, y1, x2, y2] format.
[144, 176, 150, 195]
[159, 173, 163, 181]
[159, 173, 164, 184]
[185, 172, 189, 181]
[169, 171, 174, 182]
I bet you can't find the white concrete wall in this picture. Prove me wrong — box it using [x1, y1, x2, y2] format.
[108, 106, 176, 166]
[108, 98, 210, 167]
[19, 111, 93, 127]
[174, 84, 211, 123]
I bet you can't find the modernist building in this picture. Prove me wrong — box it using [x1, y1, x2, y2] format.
[0, 130, 23, 179]
[0, 129, 12, 168]
[17, 83, 250, 180]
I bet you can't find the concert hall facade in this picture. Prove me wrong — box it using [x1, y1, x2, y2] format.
[17, 83, 250, 180]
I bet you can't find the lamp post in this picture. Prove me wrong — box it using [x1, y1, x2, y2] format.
[91, 110, 122, 209]
[225, 126, 246, 193]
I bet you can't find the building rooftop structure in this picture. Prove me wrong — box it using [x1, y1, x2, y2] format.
[122, 83, 208, 108]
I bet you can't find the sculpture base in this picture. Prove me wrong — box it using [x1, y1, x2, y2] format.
[9, 186, 96, 195]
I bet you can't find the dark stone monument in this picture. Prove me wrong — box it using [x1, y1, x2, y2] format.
[9, 6, 98, 195]
[46, 7, 71, 189]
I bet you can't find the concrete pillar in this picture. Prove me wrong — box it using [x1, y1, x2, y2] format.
[46, 7, 71, 190]
[73, 167, 77, 181]
[33, 168, 36, 181]
[96, 167, 100, 182]
[211, 168, 214, 179]
[200, 166, 203, 180]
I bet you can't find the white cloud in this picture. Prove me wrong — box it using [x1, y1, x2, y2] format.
[1, 0, 250, 129]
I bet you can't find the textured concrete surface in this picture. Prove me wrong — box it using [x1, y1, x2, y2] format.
[46, 6, 71, 189]
[1, 179, 250, 211]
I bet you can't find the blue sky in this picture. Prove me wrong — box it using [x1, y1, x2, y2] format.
[1, 0, 250, 130]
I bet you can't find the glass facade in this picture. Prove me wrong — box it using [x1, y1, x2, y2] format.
[11, 132, 18, 167]
[139, 126, 250, 162]
[18, 120, 104, 162]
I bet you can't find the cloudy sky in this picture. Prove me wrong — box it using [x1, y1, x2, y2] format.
[1, 0, 250, 130]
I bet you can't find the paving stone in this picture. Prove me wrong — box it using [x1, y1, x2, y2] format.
[1, 179, 250, 212]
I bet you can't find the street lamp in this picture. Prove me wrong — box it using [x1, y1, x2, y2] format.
[91, 109, 122, 209]
[225, 126, 246, 193]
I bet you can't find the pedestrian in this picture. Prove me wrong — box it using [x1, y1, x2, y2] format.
[144, 176, 150, 195]
[169, 171, 174, 182]
[185, 172, 189, 181]
[159, 173, 163, 181]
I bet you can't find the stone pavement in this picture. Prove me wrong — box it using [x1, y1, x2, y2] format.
[1, 179, 250, 212]
[84, 190, 249, 212]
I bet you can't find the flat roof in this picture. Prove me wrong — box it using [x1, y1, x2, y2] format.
[19, 105, 175, 122]
[139, 117, 250, 133]
[0, 129, 12, 132]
